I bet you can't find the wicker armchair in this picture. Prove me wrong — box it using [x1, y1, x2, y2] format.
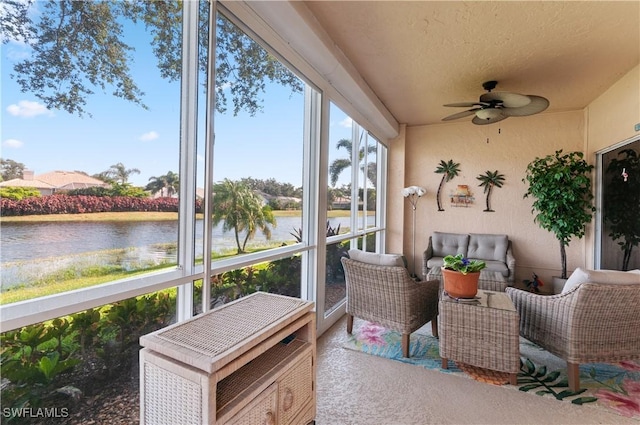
[506, 277, 640, 391]
[341, 257, 440, 358]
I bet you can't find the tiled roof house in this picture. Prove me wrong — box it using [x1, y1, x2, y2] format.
[0, 170, 109, 195]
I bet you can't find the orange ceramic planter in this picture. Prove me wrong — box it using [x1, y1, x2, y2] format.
[442, 268, 480, 299]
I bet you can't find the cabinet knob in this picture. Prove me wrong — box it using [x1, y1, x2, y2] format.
[264, 411, 275, 425]
[282, 387, 294, 411]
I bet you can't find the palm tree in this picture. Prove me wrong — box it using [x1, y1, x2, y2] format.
[329, 138, 377, 187]
[146, 171, 179, 197]
[434, 159, 461, 211]
[211, 179, 277, 254]
[107, 163, 140, 184]
[477, 170, 506, 212]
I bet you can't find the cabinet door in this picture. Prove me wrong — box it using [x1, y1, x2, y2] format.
[278, 354, 313, 425]
[226, 382, 277, 425]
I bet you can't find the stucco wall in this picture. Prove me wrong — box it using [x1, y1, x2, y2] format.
[396, 110, 585, 290]
[586, 65, 640, 155]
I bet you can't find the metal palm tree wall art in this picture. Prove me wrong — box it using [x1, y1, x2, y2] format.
[434, 159, 461, 211]
[477, 170, 506, 212]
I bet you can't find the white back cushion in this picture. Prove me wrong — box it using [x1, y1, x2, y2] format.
[562, 267, 640, 294]
[348, 249, 406, 267]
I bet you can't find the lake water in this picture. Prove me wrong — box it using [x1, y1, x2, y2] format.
[0, 216, 372, 289]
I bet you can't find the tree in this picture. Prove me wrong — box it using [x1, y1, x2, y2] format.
[476, 170, 505, 212]
[523, 150, 595, 279]
[329, 138, 377, 187]
[211, 179, 277, 254]
[434, 160, 461, 211]
[240, 177, 302, 198]
[146, 171, 179, 197]
[604, 148, 640, 270]
[105, 163, 140, 185]
[4, 1, 302, 117]
[0, 158, 26, 181]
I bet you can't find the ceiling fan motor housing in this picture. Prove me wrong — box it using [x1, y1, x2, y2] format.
[482, 80, 498, 92]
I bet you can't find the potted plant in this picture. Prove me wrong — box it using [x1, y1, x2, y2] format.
[523, 150, 595, 283]
[441, 254, 486, 299]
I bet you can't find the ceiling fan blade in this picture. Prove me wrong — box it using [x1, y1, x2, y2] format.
[442, 109, 479, 121]
[472, 113, 508, 125]
[501, 95, 550, 116]
[480, 91, 531, 108]
[443, 102, 486, 108]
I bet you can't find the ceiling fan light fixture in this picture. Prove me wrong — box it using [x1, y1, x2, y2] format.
[475, 108, 502, 120]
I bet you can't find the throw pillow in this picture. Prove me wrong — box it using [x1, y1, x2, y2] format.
[347, 249, 406, 268]
[562, 267, 640, 294]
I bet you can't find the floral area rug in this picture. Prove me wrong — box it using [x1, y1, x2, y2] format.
[343, 320, 640, 419]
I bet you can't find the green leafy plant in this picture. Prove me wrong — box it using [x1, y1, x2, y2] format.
[435, 159, 461, 211]
[523, 150, 595, 279]
[476, 170, 505, 212]
[70, 309, 102, 357]
[1, 322, 80, 414]
[442, 254, 486, 274]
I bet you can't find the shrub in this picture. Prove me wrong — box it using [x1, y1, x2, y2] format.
[0, 194, 189, 216]
[0, 186, 41, 201]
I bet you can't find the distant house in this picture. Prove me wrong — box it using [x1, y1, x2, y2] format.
[332, 196, 351, 210]
[256, 191, 302, 209]
[0, 170, 109, 195]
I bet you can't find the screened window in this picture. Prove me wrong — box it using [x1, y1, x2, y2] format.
[1, 1, 184, 304]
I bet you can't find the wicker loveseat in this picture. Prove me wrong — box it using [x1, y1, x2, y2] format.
[506, 267, 640, 391]
[422, 231, 516, 285]
[341, 249, 440, 358]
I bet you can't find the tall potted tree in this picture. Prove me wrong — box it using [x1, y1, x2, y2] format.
[523, 150, 595, 282]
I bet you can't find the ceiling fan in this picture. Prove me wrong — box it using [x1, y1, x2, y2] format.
[442, 81, 549, 125]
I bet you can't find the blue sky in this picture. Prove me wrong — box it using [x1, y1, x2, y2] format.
[0, 6, 353, 188]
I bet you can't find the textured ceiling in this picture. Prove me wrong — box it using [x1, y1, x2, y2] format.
[304, 1, 640, 127]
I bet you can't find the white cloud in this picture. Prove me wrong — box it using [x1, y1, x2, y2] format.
[6, 100, 53, 118]
[3, 138, 24, 148]
[216, 81, 233, 91]
[339, 117, 353, 128]
[4, 42, 31, 61]
[139, 131, 159, 142]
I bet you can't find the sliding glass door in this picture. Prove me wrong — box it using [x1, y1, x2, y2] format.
[596, 137, 640, 271]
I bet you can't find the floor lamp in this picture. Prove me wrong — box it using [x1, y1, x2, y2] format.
[402, 185, 426, 279]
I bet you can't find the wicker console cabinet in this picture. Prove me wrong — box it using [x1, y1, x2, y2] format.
[139, 292, 316, 425]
